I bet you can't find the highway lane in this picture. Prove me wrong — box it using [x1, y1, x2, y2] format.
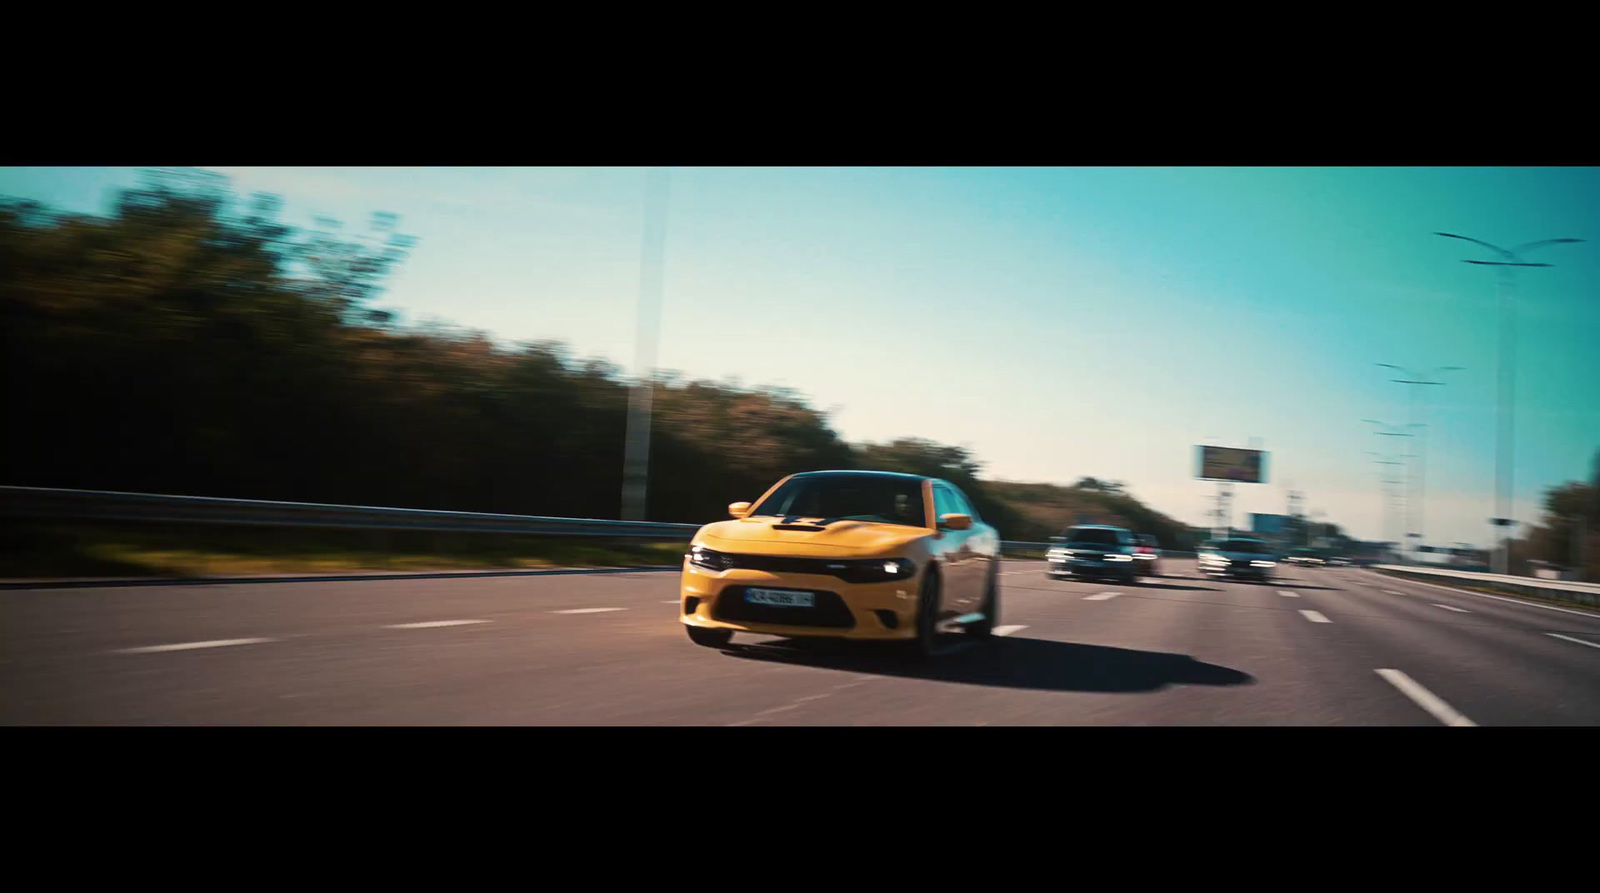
[2, 559, 1596, 725]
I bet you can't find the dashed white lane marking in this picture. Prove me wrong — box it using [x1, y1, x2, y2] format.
[1548, 633, 1600, 650]
[1084, 592, 1120, 601]
[1299, 610, 1331, 623]
[552, 607, 628, 614]
[1375, 669, 1478, 727]
[1278, 590, 1300, 598]
[384, 620, 489, 629]
[1432, 604, 1471, 614]
[994, 625, 1028, 636]
[661, 600, 681, 604]
[117, 638, 275, 654]
[1384, 590, 1405, 595]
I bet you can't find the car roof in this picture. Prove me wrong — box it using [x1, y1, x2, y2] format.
[789, 469, 930, 482]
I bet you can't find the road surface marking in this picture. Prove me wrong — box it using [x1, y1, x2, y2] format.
[1299, 610, 1331, 623]
[755, 703, 802, 717]
[1431, 604, 1470, 613]
[1278, 590, 1300, 598]
[552, 607, 627, 614]
[1084, 592, 1120, 601]
[1358, 571, 1600, 618]
[1000, 570, 1038, 576]
[117, 638, 275, 654]
[384, 620, 489, 629]
[1375, 669, 1477, 727]
[662, 600, 681, 604]
[994, 624, 1028, 636]
[1383, 590, 1405, 595]
[1548, 633, 1600, 650]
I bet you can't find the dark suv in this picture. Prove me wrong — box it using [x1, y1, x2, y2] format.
[1047, 525, 1141, 584]
[1133, 534, 1162, 576]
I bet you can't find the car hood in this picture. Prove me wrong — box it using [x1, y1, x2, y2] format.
[698, 517, 931, 556]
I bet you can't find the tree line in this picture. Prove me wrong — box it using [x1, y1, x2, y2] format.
[1, 170, 1197, 545]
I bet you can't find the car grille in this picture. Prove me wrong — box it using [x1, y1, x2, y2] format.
[713, 586, 857, 629]
[722, 554, 846, 576]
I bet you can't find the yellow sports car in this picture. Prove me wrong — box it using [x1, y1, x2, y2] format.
[680, 470, 1003, 657]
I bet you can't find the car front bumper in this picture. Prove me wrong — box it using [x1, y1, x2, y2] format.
[679, 563, 920, 640]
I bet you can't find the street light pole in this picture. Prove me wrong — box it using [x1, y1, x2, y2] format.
[1376, 364, 1462, 566]
[621, 168, 671, 521]
[1435, 232, 1582, 574]
[1365, 420, 1419, 560]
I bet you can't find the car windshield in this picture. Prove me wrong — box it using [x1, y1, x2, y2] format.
[1067, 528, 1122, 545]
[1138, 535, 1157, 546]
[1217, 540, 1272, 554]
[748, 474, 927, 528]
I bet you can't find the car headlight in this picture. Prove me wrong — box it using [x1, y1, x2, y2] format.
[1251, 560, 1276, 567]
[1106, 554, 1133, 562]
[840, 558, 917, 583]
[687, 544, 731, 571]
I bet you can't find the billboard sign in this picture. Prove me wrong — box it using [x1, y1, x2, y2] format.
[1250, 513, 1288, 535]
[1197, 446, 1266, 483]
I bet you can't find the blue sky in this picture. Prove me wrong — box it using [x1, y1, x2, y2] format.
[3, 166, 1597, 544]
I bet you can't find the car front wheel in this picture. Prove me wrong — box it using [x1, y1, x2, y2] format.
[911, 572, 942, 658]
[968, 568, 998, 639]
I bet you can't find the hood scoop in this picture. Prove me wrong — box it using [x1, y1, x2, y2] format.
[769, 516, 832, 532]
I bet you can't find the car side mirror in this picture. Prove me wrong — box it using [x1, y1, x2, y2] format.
[939, 513, 972, 531]
[729, 502, 752, 518]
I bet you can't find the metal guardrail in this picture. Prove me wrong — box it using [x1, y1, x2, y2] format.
[2, 486, 1207, 557]
[0, 486, 702, 539]
[1371, 563, 1599, 608]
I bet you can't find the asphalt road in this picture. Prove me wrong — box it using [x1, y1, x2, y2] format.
[4, 559, 1598, 725]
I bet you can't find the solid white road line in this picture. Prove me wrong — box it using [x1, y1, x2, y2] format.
[384, 620, 489, 629]
[1299, 610, 1331, 623]
[994, 625, 1028, 637]
[553, 607, 628, 614]
[1431, 604, 1471, 614]
[1278, 590, 1300, 598]
[662, 600, 681, 604]
[1360, 571, 1600, 619]
[1548, 633, 1600, 650]
[117, 638, 275, 654]
[1375, 669, 1478, 727]
[1084, 592, 1120, 601]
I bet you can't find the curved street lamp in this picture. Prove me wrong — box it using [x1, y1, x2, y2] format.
[1375, 364, 1463, 562]
[1436, 232, 1582, 573]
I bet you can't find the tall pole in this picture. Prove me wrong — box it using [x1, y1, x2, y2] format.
[1376, 365, 1461, 566]
[1435, 233, 1581, 574]
[621, 168, 670, 521]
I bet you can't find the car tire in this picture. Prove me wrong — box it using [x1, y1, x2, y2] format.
[686, 626, 733, 648]
[968, 567, 998, 639]
[910, 572, 942, 659]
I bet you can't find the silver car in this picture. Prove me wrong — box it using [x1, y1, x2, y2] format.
[1047, 525, 1141, 584]
[1198, 538, 1279, 582]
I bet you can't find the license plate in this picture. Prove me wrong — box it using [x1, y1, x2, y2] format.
[745, 588, 814, 607]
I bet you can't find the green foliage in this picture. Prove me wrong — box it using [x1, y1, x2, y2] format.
[2, 172, 1206, 547]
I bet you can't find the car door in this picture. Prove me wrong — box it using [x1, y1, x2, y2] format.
[931, 482, 975, 613]
[949, 482, 997, 602]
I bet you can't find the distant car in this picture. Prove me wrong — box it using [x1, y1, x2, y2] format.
[679, 470, 1003, 658]
[1198, 537, 1280, 582]
[1047, 524, 1141, 584]
[1326, 556, 1351, 567]
[1133, 533, 1163, 576]
[1285, 548, 1324, 568]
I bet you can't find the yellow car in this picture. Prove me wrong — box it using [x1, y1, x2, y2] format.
[680, 470, 1003, 657]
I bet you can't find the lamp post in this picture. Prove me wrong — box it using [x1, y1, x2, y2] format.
[1375, 364, 1463, 563]
[621, 168, 671, 521]
[1435, 232, 1582, 574]
[1369, 453, 1406, 549]
[1365, 420, 1421, 559]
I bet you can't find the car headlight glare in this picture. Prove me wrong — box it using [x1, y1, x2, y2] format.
[1106, 554, 1133, 562]
[1251, 560, 1276, 567]
[688, 544, 731, 571]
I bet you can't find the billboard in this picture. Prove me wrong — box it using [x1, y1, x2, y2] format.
[1197, 446, 1266, 483]
[1251, 513, 1289, 535]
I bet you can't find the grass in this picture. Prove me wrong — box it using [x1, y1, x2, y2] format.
[0, 522, 689, 580]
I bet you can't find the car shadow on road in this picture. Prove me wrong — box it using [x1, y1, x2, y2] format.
[720, 635, 1255, 693]
[1126, 581, 1224, 592]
